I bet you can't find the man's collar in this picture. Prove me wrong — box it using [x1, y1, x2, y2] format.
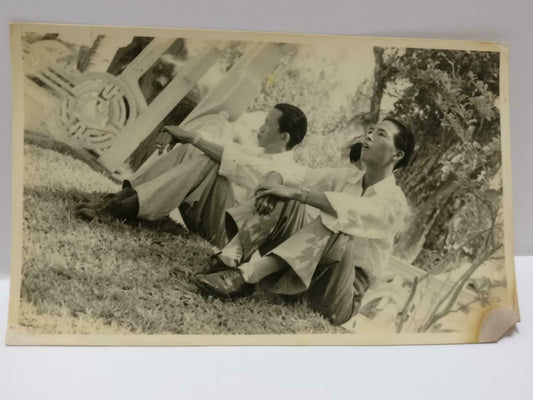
[346, 167, 365, 184]
[365, 173, 398, 195]
[271, 149, 294, 162]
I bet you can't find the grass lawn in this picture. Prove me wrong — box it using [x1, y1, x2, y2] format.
[19, 144, 343, 335]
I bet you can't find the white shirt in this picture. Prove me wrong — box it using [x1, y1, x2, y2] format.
[218, 144, 298, 205]
[283, 166, 409, 281]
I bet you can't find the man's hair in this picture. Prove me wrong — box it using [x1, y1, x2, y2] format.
[274, 103, 307, 149]
[349, 142, 362, 164]
[383, 117, 415, 170]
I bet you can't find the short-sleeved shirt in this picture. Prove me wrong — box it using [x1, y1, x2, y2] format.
[218, 144, 298, 205]
[281, 166, 409, 281]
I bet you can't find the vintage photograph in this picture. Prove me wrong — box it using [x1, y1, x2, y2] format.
[7, 23, 518, 345]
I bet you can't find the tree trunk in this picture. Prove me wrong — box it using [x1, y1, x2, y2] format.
[106, 37, 154, 76]
[368, 47, 386, 124]
[77, 35, 105, 73]
[394, 143, 460, 264]
[354, 47, 388, 128]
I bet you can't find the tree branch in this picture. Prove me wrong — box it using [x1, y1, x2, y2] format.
[421, 243, 502, 331]
[446, 299, 480, 315]
[396, 277, 418, 333]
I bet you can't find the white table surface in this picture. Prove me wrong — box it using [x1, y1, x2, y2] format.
[0, 256, 531, 400]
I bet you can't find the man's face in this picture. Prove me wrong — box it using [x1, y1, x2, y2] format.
[257, 108, 285, 150]
[361, 120, 402, 169]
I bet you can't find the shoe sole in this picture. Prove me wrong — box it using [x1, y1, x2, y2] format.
[190, 275, 254, 299]
[190, 275, 231, 299]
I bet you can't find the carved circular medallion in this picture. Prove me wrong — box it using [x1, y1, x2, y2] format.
[51, 72, 137, 154]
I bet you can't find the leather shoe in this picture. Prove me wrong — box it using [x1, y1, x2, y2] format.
[75, 206, 98, 221]
[191, 270, 254, 299]
[201, 253, 232, 274]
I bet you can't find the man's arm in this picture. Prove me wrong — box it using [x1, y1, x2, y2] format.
[256, 184, 408, 238]
[294, 190, 337, 216]
[255, 184, 337, 216]
[162, 126, 223, 163]
[254, 172, 284, 215]
[253, 166, 347, 216]
[192, 136, 224, 163]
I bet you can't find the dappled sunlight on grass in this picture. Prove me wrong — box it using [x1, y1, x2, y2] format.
[20, 144, 343, 334]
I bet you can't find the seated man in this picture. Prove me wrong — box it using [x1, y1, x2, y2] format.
[209, 141, 364, 271]
[192, 118, 415, 326]
[76, 104, 307, 248]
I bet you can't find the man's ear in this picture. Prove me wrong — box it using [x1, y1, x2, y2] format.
[280, 132, 290, 147]
[393, 149, 404, 163]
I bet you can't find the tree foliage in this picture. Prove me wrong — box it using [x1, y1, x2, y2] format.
[387, 49, 501, 261]
[368, 48, 504, 331]
[248, 48, 366, 168]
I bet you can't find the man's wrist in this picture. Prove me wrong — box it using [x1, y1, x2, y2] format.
[297, 188, 310, 203]
[191, 135, 201, 146]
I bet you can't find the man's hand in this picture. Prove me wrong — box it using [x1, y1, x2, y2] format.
[254, 195, 279, 216]
[155, 131, 178, 155]
[255, 184, 300, 201]
[162, 125, 199, 144]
